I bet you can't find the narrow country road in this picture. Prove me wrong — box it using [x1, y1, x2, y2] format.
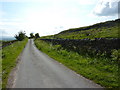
[14, 39, 102, 88]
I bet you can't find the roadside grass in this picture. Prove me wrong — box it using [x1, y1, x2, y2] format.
[2, 38, 28, 88]
[0, 41, 2, 47]
[34, 39, 118, 88]
[0, 50, 2, 89]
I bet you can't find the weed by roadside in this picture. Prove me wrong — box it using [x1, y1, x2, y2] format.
[2, 39, 28, 88]
[34, 39, 119, 88]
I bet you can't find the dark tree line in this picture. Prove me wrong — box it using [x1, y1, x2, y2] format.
[29, 33, 40, 39]
[14, 31, 40, 41]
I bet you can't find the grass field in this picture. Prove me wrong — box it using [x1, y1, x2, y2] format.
[2, 38, 28, 88]
[41, 19, 119, 39]
[54, 26, 118, 39]
[34, 39, 118, 88]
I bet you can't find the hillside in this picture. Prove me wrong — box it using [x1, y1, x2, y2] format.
[0, 36, 16, 41]
[41, 19, 119, 39]
[37, 19, 119, 88]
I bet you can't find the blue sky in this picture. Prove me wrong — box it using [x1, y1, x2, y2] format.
[0, 0, 119, 37]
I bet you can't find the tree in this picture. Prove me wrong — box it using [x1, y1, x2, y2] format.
[30, 33, 34, 38]
[14, 31, 26, 41]
[35, 33, 40, 38]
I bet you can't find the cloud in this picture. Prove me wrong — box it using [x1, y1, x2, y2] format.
[76, 0, 97, 5]
[0, 29, 7, 34]
[0, 29, 8, 36]
[0, 0, 36, 2]
[0, 8, 5, 20]
[0, 0, 96, 4]
[93, 0, 119, 16]
[1, 0, 117, 37]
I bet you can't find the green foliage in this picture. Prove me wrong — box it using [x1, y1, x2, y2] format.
[2, 40, 17, 48]
[111, 49, 120, 61]
[54, 26, 118, 39]
[29, 33, 34, 38]
[35, 33, 40, 39]
[40, 35, 54, 39]
[34, 39, 119, 88]
[54, 45, 62, 50]
[14, 31, 26, 41]
[2, 39, 28, 88]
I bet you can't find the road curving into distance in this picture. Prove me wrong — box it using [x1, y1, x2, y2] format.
[14, 39, 103, 88]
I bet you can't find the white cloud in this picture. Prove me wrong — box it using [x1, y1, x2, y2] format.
[76, 0, 97, 5]
[0, 0, 84, 36]
[0, 29, 8, 36]
[93, 0, 119, 16]
[0, 21, 25, 36]
[0, 0, 96, 4]
[0, 8, 5, 21]
[0, 0, 38, 2]
[1, 0, 118, 37]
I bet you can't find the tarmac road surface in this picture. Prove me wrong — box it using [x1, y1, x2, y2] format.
[14, 39, 102, 88]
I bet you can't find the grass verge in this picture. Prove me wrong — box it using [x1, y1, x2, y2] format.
[34, 39, 118, 88]
[0, 50, 2, 89]
[2, 38, 28, 88]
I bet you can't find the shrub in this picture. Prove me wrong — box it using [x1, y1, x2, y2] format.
[35, 33, 40, 39]
[14, 31, 26, 41]
[29, 33, 34, 39]
[111, 49, 120, 61]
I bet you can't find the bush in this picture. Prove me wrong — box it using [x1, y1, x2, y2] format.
[111, 49, 120, 61]
[14, 31, 26, 41]
[35, 33, 40, 39]
[29, 33, 34, 39]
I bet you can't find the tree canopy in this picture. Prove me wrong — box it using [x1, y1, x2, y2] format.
[35, 33, 40, 38]
[30, 33, 34, 38]
[14, 31, 26, 41]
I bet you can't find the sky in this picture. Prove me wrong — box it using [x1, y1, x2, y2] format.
[0, 0, 119, 37]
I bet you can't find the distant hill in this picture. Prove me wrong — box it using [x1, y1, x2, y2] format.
[0, 36, 16, 41]
[41, 19, 119, 39]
